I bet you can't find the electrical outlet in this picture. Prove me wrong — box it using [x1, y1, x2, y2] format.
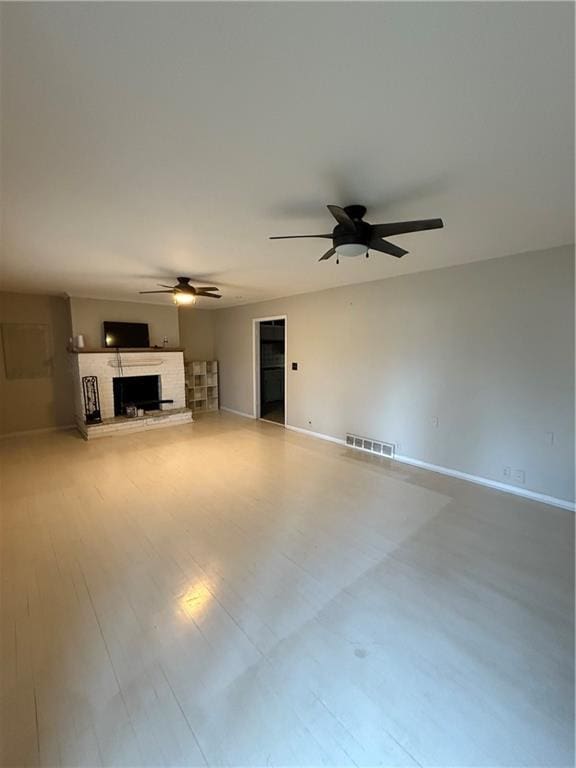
[512, 469, 525, 484]
[503, 466, 512, 479]
[432, 416, 439, 428]
[545, 431, 554, 447]
[396, 442, 402, 453]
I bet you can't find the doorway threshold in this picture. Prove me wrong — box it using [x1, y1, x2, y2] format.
[259, 417, 285, 427]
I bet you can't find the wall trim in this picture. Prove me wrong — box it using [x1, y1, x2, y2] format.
[0, 424, 76, 440]
[220, 406, 257, 419]
[284, 423, 575, 512]
[394, 453, 574, 512]
[285, 423, 346, 446]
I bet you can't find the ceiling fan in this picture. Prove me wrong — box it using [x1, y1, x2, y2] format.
[139, 277, 221, 305]
[270, 204, 444, 263]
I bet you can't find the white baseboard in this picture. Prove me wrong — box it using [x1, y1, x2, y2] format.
[283, 422, 575, 512]
[0, 424, 76, 439]
[285, 423, 346, 446]
[394, 453, 574, 512]
[220, 406, 257, 419]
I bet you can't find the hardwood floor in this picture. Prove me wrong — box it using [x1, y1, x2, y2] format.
[1, 413, 573, 767]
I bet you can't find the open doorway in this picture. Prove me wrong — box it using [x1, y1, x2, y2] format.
[253, 317, 286, 425]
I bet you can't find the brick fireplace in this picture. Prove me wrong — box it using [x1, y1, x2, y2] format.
[70, 348, 192, 438]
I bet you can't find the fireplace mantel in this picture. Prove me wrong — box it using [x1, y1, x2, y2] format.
[70, 347, 184, 353]
[107, 358, 164, 368]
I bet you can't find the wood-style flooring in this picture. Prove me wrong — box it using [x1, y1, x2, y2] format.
[1, 413, 573, 767]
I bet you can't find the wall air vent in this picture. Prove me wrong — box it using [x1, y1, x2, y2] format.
[346, 433, 395, 458]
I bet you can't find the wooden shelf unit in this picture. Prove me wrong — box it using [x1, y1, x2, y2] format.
[185, 360, 219, 413]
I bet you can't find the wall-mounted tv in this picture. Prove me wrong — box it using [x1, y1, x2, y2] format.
[103, 321, 150, 348]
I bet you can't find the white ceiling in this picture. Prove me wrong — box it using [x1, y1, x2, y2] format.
[1, 2, 574, 308]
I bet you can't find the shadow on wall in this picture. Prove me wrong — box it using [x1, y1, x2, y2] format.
[0, 293, 76, 435]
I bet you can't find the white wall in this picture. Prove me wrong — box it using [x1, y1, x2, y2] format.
[69, 297, 180, 348]
[214, 245, 575, 503]
[178, 308, 215, 361]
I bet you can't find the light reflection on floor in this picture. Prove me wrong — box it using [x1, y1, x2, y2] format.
[179, 582, 213, 620]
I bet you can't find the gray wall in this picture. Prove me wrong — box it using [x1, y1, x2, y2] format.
[214, 245, 575, 503]
[0, 292, 75, 434]
[178, 308, 215, 361]
[69, 297, 180, 348]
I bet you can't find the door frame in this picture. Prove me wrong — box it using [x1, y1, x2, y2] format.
[252, 315, 287, 425]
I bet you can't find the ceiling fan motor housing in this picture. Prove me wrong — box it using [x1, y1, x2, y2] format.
[343, 204, 367, 221]
[176, 277, 195, 292]
[333, 220, 371, 256]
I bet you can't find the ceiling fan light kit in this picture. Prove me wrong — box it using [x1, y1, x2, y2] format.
[174, 292, 196, 306]
[270, 204, 444, 263]
[335, 243, 369, 258]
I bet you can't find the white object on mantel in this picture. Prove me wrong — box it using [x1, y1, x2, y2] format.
[107, 358, 164, 368]
[75, 334, 85, 349]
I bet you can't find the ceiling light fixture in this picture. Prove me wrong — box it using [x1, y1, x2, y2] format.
[334, 243, 368, 258]
[174, 292, 196, 306]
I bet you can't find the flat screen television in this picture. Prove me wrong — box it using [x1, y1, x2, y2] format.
[103, 321, 150, 348]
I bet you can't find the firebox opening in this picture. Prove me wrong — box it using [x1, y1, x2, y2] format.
[113, 375, 161, 417]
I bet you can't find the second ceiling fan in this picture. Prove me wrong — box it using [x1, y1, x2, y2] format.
[270, 204, 444, 263]
[139, 277, 221, 305]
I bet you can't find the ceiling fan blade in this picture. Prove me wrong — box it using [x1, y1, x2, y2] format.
[195, 286, 219, 292]
[158, 284, 177, 289]
[270, 234, 332, 240]
[139, 290, 175, 294]
[196, 292, 221, 299]
[319, 247, 336, 261]
[371, 218, 444, 237]
[327, 205, 356, 232]
[369, 238, 408, 258]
